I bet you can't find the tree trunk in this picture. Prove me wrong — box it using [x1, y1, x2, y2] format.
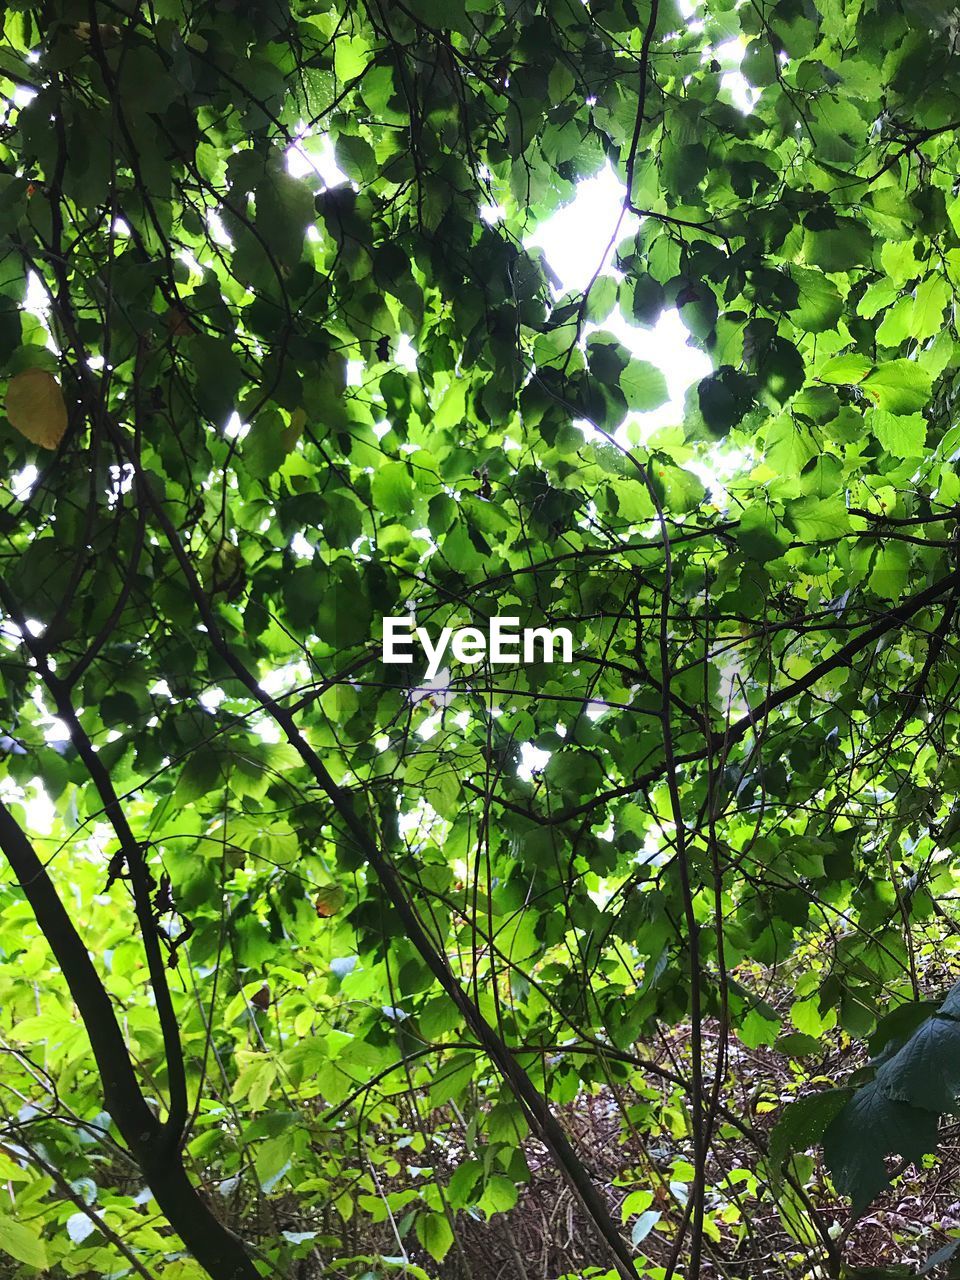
[142, 1157, 261, 1280]
[0, 801, 261, 1280]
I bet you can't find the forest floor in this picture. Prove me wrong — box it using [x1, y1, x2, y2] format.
[303, 959, 960, 1278]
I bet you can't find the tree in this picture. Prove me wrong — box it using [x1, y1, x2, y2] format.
[1, 0, 960, 1276]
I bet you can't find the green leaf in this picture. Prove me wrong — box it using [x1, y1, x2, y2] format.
[818, 353, 871, 385]
[0, 1213, 47, 1270]
[876, 297, 912, 348]
[875, 1014, 960, 1114]
[619, 358, 669, 412]
[334, 34, 370, 81]
[859, 279, 899, 320]
[784, 495, 850, 541]
[372, 462, 414, 517]
[869, 542, 911, 601]
[738, 1007, 780, 1049]
[736, 505, 788, 561]
[415, 1212, 454, 1263]
[788, 268, 842, 333]
[803, 219, 873, 272]
[790, 998, 830, 1038]
[774, 1033, 823, 1057]
[256, 165, 315, 273]
[447, 1160, 483, 1209]
[910, 276, 951, 342]
[173, 747, 223, 806]
[870, 410, 927, 459]
[939, 981, 960, 1019]
[545, 750, 603, 800]
[315, 563, 372, 648]
[585, 275, 618, 323]
[245, 408, 296, 478]
[862, 361, 932, 414]
[428, 1052, 475, 1107]
[478, 1175, 518, 1217]
[255, 1134, 294, 1193]
[770, 1091, 852, 1181]
[651, 462, 706, 513]
[869, 1001, 940, 1056]
[698, 366, 754, 434]
[823, 1081, 938, 1211]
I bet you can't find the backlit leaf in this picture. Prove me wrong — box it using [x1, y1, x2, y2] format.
[315, 885, 346, 917]
[5, 368, 67, 449]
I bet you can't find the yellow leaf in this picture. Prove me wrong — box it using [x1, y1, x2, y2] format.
[6, 368, 67, 449]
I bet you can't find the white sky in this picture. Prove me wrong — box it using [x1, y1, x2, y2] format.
[526, 163, 712, 440]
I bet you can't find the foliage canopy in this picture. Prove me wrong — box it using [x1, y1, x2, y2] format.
[2, 0, 960, 1277]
